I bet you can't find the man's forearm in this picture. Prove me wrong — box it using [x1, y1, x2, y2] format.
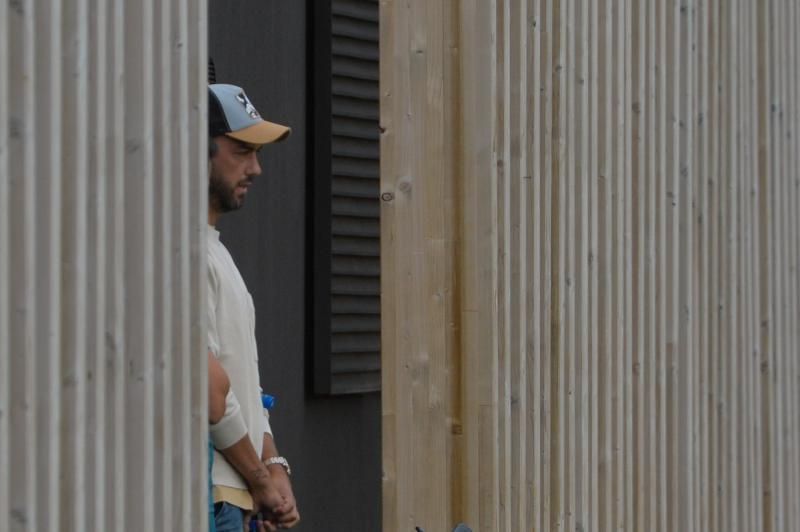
[261, 433, 280, 461]
[220, 436, 274, 489]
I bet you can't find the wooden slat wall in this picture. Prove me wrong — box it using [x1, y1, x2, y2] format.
[0, 1, 208, 531]
[381, 0, 800, 530]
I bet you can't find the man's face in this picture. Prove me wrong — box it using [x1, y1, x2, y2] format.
[209, 135, 263, 214]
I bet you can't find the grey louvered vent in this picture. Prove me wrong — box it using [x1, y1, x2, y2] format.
[311, 0, 380, 395]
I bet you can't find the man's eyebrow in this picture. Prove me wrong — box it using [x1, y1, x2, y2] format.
[231, 139, 260, 152]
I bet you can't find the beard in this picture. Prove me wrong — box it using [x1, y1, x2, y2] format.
[209, 170, 246, 213]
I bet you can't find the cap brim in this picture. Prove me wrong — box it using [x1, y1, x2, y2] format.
[225, 120, 291, 145]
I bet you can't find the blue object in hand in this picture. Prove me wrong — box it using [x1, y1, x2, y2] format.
[261, 394, 275, 410]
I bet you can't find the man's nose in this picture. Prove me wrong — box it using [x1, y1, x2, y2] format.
[246, 152, 262, 176]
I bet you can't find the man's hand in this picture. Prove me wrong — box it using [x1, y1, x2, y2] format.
[249, 469, 290, 519]
[265, 465, 300, 529]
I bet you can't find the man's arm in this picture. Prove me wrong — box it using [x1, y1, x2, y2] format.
[209, 353, 288, 517]
[209, 351, 229, 424]
[218, 437, 288, 519]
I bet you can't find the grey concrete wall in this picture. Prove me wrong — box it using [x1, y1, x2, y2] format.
[209, 2, 381, 530]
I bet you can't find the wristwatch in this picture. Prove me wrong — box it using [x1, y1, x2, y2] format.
[263, 456, 291, 476]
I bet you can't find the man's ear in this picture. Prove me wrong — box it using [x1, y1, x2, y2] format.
[209, 139, 218, 159]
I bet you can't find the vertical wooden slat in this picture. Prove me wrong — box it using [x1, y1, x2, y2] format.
[379, 0, 401, 527]
[495, 0, 511, 529]
[462, 1, 500, 529]
[526, 0, 543, 528]
[597, 0, 614, 528]
[107, 1, 128, 529]
[756, 0, 774, 528]
[0, 0, 9, 527]
[574, 0, 590, 527]
[507, 0, 526, 529]
[61, 0, 91, 528]
[630, 0, 647, 528]
[86, 0, 108, 529]
[8, 3, 38, 531]
[621, 2, 635, 529]
[154, 0, 174, 527]
[124, 0, 156, 528]
[631, 0, 643, 528]
[540, 0, 554, 528]
[790, 1, 800, 522]
[31, 1, 62, 530]
[189, 1, 209, 527]
[695, 0, 712, 528]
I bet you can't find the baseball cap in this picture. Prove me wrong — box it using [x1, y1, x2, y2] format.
[208, 83, 291, 145]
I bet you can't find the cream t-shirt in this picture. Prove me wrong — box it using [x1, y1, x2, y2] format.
[207, 224, 272, 496]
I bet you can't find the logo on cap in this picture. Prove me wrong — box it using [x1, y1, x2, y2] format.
[235, 91, 261, 120]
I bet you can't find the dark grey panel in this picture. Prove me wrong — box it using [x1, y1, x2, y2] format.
[209, 1, 380, 530]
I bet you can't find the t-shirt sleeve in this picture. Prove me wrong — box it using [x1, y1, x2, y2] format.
[262, 407, 273, 437]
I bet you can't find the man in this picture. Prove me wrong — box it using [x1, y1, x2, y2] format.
[207, 83, 300, 531]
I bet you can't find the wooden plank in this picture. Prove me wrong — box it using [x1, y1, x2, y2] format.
[597, 0, 614, 528]
[645, 1, 660, 527]
[8, 2, 38, 531]
[107, 2, 129, 528]
[586, 0, 600, 528]
[755, 0, 775, 527]
[0, 0, 8, 526]
[694, 0, 712, 528]
[31, 3, 64, 531]
[507, 0, 528, 528]
[380, 0, 407, 528]
[539, 0, 555, 529]
[526, 1, 543, 529]
[86, 0, 109, 529]
[612, 0, 625, 522]
[574, 0, 591, 527]
[630, 0, 647, 527]
[60, 0, 91, 529]
[495, 1, 512, 529]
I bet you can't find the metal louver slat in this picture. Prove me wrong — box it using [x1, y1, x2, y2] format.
[332, 16, 378, 41]
[332, 96, 379, 120]
[331, 295, 380, 315]
[332, 177, 379, 198]
[331, 353, 381, 374]
[332, 56, 378, 81]
[332, 117, 379, 140]
[332, 236, 380, 256]
[333, 36, 379, 62]
[332, 315, 381, 333]
[333, 77, 379, 101]
[331, 0, 379, 22]
[312, 0, 380, 395]
[332, 136, 379, 160]
[332, 216, 379, 238]
[332, 156, 379, 178]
